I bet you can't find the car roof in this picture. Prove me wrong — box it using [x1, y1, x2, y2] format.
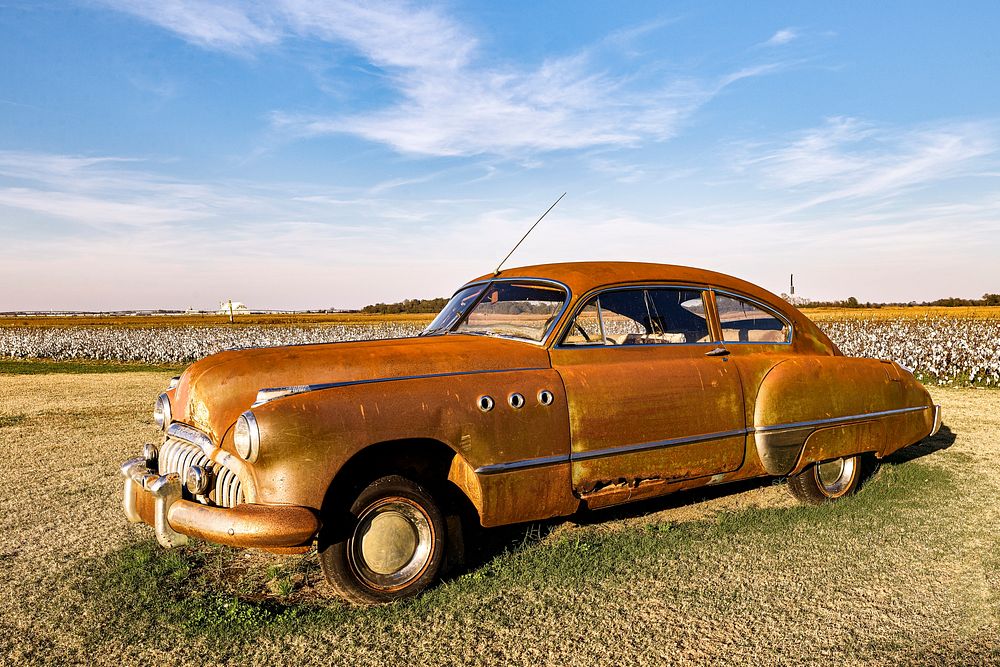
[465, 261, 833, 353]
[470, 261, 779, 304]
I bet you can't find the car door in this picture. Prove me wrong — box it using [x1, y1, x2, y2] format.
[549, 286, 746, 494]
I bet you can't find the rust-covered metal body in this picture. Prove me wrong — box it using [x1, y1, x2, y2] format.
[121, 261, 940, 551]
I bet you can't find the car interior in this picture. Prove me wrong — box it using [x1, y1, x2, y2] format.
[563, 288, 789, 346]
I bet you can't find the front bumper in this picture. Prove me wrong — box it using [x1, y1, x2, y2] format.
[121, 457, 320, 550]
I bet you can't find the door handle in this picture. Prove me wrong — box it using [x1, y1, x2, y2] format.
[705, 346, 731, 357]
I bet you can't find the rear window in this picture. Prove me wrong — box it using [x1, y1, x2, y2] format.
[715, 294, 790, 343]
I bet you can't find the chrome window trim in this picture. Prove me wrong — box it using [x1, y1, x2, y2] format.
[711, 288, 794, 346]
[554, 283, 714, 349]
[254, 366, 549, 406]
[442, 277, 573, 347]
[474, 403, 933, 475]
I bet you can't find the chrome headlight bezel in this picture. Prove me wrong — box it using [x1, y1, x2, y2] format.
[184, 465, 212, 496]
[153, 393, 172, 430]
[234, 411, 260, 462]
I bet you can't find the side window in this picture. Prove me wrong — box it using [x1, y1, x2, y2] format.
[593, 290, 645, 345]
[646, 289, 711, 343]
[563, 301, 603, 345]
[715, 294, 790, 343]
[562, 288, 711, 346]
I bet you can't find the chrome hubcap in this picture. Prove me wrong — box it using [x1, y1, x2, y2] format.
[815, 456, 857, 496]
[349, 498, 433, 590]
[361, 511, 418, 574]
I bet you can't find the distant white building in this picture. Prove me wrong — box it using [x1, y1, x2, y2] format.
[218, 300, 251, 315]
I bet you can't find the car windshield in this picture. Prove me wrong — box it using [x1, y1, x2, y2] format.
[423, 281, 568, 342]
[423, 284, 486, 335]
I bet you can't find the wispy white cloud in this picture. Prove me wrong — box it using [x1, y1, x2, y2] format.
[275, 55, 781, 157]
[100, 0, 282, 51]
[100, 0, 783, 157]
[762, 28, 798, 47]
[736, 117, 998, 211]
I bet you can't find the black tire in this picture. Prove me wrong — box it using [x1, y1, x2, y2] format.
[319, 475, 446, 605]
[787, 454, 864, 505]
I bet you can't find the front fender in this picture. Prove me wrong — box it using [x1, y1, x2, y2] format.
[246, 368, 577, 525]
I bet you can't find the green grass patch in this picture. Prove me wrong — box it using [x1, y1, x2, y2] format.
[79, 458, 955, 648]
[0, 357, 184, 375]
[0, 414, 26, 428]
[913, 369, 1000, 389]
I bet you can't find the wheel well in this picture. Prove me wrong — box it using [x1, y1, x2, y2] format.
[320, 439, 480, 531]
[337, 438, 456, 486]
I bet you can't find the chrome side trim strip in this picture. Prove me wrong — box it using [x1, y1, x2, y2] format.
[475, 454, 570, 475]
[475, 429, 748, 475]
[166, 422, 215, 455]
[570, 428, 749, 462]
[753, 405, 931, 434]
[255, 367, 549, 406]
[474, 404, 934, 475]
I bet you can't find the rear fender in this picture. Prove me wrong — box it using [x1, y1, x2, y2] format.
[753, 357, 907, 475]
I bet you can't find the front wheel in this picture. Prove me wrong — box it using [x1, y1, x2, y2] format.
[787, 455, 864, 504]
[319, 475, 446, 604]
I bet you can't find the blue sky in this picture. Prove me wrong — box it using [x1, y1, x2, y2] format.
[1, 1, 998, 310]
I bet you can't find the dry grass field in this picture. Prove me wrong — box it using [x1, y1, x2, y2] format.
[0, 368, 997, 666]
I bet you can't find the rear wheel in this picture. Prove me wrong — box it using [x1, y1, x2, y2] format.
[319, 475, 446, 604]
[787, 455, 863, 504]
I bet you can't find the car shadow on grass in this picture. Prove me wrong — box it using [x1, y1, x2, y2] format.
[882, 423, 956, 464]
[460, 424, 958, 573]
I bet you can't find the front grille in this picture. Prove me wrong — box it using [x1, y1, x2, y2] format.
[159, 437, 245, 508]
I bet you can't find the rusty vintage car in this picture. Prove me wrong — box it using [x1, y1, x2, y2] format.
[121, 262, 941, 603]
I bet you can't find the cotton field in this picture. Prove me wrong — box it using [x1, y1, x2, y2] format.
[0, 323, 424, 365]
[0, 316, 997, 386]
[821, 317, 1000, 386]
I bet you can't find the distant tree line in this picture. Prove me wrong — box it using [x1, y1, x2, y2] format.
[361, 298, 449, 314]
[801, 293, 1000, 308]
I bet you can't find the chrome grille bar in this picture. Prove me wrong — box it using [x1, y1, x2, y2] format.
[158, 435, 244, 508]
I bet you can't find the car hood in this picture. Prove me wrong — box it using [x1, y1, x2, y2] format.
[171, 334, 550, 444]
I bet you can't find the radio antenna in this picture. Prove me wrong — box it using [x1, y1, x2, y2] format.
[493, 192, 566, 276]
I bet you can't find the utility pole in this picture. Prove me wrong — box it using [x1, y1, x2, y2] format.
[228, 299, 234, 324]
[790, 274, 795, 296]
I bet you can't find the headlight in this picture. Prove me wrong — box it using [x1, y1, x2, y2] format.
[184, 465, 212, 495]
[233, 411, 260, 462]
[153, 393, 171, 430]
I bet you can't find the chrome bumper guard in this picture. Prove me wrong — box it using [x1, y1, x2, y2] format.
[930, 404, 943, 438]
[121, 456, 188, 548]
[121, 452, 321, 551]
